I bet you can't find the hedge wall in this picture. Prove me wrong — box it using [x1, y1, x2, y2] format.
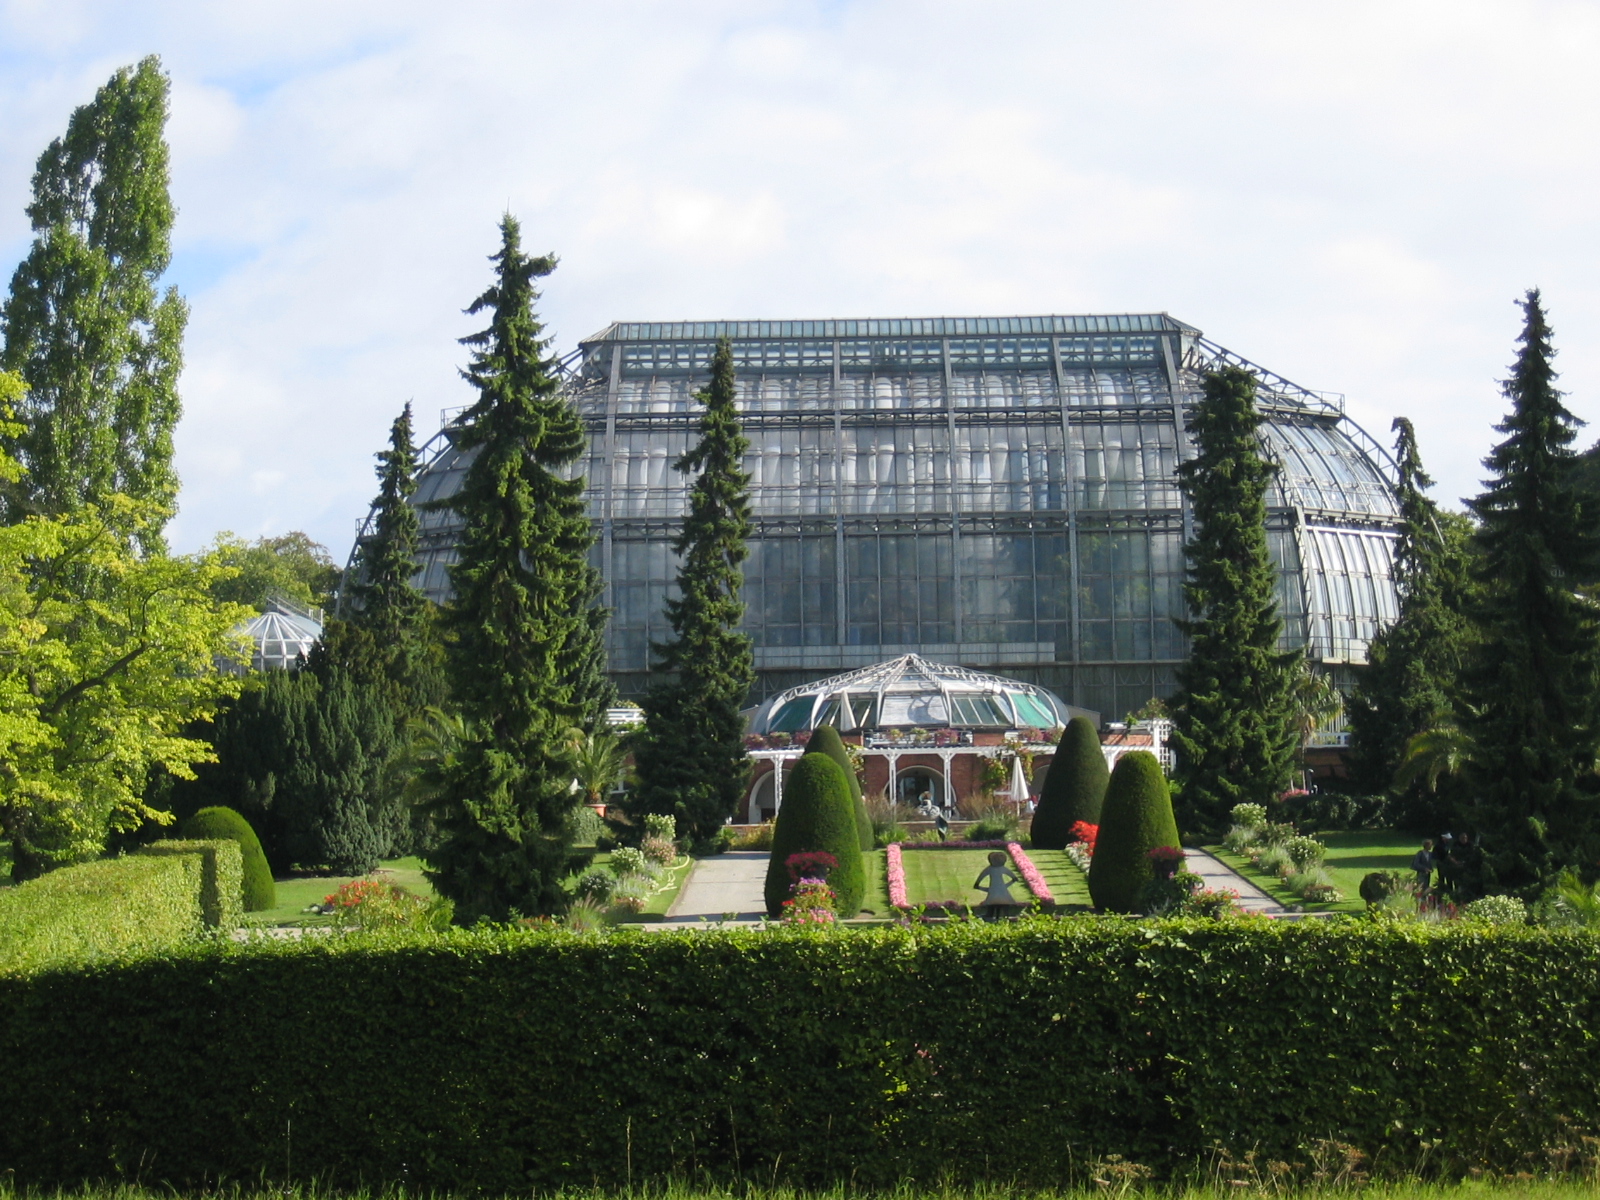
[0, 854, 203, 975]
[3, 921, 1600, 1190]
[137, 839, 243, 932]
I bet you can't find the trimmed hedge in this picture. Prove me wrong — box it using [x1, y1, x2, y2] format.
[179, 806, 274, 912]
[764, 752, 864, 917]
[138, 839, 244, 932]
[4, 922, 1600, 1189]
[1031, 715, 1109, 848]
[804, 724, 872, 851]
[1088, 750, 1180, 912]
[0, 854, 203, 975]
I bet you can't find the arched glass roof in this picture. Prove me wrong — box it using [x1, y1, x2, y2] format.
[749, 654, 1090, 735]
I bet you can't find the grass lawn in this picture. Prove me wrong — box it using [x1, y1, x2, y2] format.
[896, 847, 1064, 909]
[860, 847, 887, 917]
[246, 856, 438, 928]
[1023, 847, 1094, 910]
[1207, 830, 1419, 914]
[626, 854, 696, 921]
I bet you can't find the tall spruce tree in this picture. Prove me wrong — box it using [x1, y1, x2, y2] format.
[344, 402, 445, 712]
[1, 57, 185, 548]
[1170, 366, 1300, 836]
[423, 217, 602, 921]
[630, 338, 755, 843]
[1460, 290, 1600, 894]
[1346, 418, 1470, 821]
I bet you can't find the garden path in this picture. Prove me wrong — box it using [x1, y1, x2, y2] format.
[1183, 847, 1286, 915]
[662, 851, 769, 923]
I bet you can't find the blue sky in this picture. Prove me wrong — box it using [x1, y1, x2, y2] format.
[2, 0, 1599, 562]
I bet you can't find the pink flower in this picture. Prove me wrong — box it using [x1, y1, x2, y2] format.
[1007, 842, 1053, 904]
[886, 843, 908, 908]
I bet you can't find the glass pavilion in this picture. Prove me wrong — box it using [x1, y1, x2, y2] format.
[378, 314, 1402, 718]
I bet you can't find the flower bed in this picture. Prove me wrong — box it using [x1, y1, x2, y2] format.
[1006, 842, 1053, 905]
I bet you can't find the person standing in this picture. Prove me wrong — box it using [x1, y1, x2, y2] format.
[1435, 832, 1457, 901]
[1410, 838, 1435, 897]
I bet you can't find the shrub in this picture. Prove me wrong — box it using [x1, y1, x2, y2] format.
[1463, 894, 1528, 926]
[178, 806, 274, 912]
[137, 839, 244, 931]
[1088, 751, 1180, 913]
[10, 922, 1600, 1189]
[640, 836, 677, 866]
[1030, 716, 1109, 849]
[573, 867, 616, 904]
[1359, 870, 1410, 907]
[764, 753, 864, 918]
[608, 875, 652, 913]
[965, 814, 1017, 843]
[0, 854, 204, 974]
[1253, 843, 1294, 877]
[1283, 834, 1326, 870]
[805, 725, 873, 852]
[609, 847, 652, 878]
[642, 813, 676, 842]
[565, 806, 607, 846]
[1230, 803, 1267, 830]
[729, 821, 775, 851]
[563, 899, 607, 933]
[322, 880, 452, 932]
[1221, 824, 1258, 854]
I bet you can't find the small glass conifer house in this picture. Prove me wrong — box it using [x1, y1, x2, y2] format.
[368, 314, 1402, 719]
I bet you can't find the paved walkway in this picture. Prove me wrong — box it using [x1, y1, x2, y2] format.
[663, 850, 769, 924]
[1183, 847, 1287, 915]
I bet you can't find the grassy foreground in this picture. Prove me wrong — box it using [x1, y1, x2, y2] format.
[1208, 831, 1418, 913]
[4, 1181, 1600, 1200]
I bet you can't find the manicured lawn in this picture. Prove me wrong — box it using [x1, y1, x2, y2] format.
[246, 855, 437, 928]
[860, 847, 887, 917]
[1208, 830, 1418, 914]
[1023, 847, 1094, 910]
[630, 854, 695, 921]
[896, 847, 1063, 908]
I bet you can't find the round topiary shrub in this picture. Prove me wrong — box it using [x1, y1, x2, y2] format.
[1087, 751, 1180, 913]
[178, 806, 275, 913]
[763, 752, 865, 918]
[805, 724, 872, 852]
[1030, 716, 1110, 849]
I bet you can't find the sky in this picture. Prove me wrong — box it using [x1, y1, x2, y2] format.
[1, 0, 1598, 564]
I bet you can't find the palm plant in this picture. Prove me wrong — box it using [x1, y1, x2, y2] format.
[569, 727, 626, 807]
[1395, 716, 1475, 794]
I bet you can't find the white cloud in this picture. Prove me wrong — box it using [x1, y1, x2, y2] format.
[0, 0, 1598, 557]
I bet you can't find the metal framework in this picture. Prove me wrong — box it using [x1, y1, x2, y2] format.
[354, 313, 1403, 719]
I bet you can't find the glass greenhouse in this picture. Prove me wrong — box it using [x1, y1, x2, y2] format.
[375, 313, 1402, 718]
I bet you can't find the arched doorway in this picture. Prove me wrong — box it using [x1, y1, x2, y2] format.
[746, 760, 798, 824]
[895, 766, 945, 813]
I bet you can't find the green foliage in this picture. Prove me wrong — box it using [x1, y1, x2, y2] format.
[1461, 292, 1600, 896]
[177, 665, 401, 875]
[1088, 751, 1181, 912]
[633, 339, 754, 841]
[764, 753, 864, 917]
[342, 403, 445, 713]
[0, 57, 184, 549]
[1031, 715, 1109, 848]
[0, 852, 202, 974]
[202, 531, 341, 612]
[426, 217, 607, 922]
[177, 807, 272, 912]
[804, 725, 872, 851]
[135, 839, 241, 931]
[1171, 366, 1300, 836]
[572, 866, 614, 903]
[1231, 803, 1267, 829]
[1461, 894, 1527, 926]
[1346, 419, 1475, 821]
[0, 380, 248, 880]
[8, 922, 1600, 1187]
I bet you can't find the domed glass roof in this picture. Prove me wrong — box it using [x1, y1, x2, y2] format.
[234, 600, 323, 672]
[749, 654, 1088, 735]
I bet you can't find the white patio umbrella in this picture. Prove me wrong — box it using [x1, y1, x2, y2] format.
[1008, 755, 1030, 808]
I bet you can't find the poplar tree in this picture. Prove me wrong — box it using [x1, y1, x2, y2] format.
[423, 217, 602, 921]
[1346, 418, 1470, 819]
[630, 339, 755, 843]
[1170, 366, 1300, 836]
[1460, 290, 1600, 894]
[1, 57, 185, 547]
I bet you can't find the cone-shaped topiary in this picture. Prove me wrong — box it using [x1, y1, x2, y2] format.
[763, 752, 864, 918]
[1087, 751, 1181, 913]
[178, 806, 275, 912]
[1030, 716, 1109, 849]
[805, 724, 872, 851]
